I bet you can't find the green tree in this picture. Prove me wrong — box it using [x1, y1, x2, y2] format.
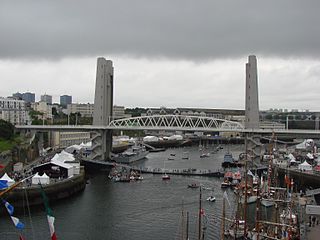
[0, 119, 14, 140]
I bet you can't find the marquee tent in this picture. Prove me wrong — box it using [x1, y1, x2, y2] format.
[0, 173, 15, 186]
[298, 161, 312, 171]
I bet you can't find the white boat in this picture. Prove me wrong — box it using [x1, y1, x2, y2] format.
[206, 196, 216, 202]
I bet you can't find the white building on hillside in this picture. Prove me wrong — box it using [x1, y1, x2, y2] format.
[51, 131, 91, 149]
[31, 101, 53, 120]
[0, 97, 30, 125]
[66, 103, 130, 119]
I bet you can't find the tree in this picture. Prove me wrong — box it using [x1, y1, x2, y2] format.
[0, 119, 14, 140]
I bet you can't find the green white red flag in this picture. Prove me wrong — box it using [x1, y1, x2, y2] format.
[40, 185, 57, 240]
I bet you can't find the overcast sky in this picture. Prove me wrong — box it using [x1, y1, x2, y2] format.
[1, 0, 320, 111]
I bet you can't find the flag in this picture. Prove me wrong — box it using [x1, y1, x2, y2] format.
[40, 185, 57, 240]
[3, 200, 14, 215]
[285, 174, 291, 187]
[223, 191, 231, 207]
[10, 216, 24, 230]
[0, 164, 4, 168]
[0, 180, 8, 190]
[2, 200, 25, 232]
[200, 208, 205, 216]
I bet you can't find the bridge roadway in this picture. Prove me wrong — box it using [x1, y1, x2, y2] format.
[15, 124, 320, 136]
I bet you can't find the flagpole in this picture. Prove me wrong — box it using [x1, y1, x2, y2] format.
[0, 175, 33, 197]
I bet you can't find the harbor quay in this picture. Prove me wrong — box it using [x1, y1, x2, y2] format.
[2, 167, 86, 210]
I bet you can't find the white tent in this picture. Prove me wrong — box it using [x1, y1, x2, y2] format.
[296, 139, 314, 150]
[0, 173, 15, 186]
[168, 135, 183, 141]
[40, 173, 50, 185]
[51, 160, 74, 177]
[80, 141, 92, 148]
[143, 136, 159, 142]
[32, 172, 50, 185]
[307, 153, 314, 160]
[32, 172, 42, 185]
[65, 145, 82, 154]
[298, 161, 312, 171]
[51, 151, 75, 163]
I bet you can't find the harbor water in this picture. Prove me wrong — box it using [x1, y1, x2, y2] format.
[0, 144, 273, 240]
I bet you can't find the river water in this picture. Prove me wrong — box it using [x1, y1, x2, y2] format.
[0, 144, 273, 240]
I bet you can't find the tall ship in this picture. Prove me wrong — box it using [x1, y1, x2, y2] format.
[112, 145, 149, 164]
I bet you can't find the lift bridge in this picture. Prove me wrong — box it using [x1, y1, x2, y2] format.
[14, 56, 320, 163]
[15, 114, 245, 162]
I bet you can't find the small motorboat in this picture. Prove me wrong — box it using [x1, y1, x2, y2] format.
[162, 173, 170, 180]
[188, 183, 199, 188]
[200, 153, 210, 158]
[206, 196, 216, 202]
[221, 180, 231, 188]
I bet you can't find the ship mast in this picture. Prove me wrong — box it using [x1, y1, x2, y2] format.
[221, 195, 225, 240]
[186, 211, 189, 240]
[255, 175, 260, 240]
[243, 133, 249, 238]
[198, 186, 202, 240]
[267, 132, 275, 197]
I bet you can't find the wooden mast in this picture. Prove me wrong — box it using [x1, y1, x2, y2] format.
[181, 199, 185, 240]
[221, 194, 226, 240]
[198, 186, 202, 240]
[186, 211, 189, 240]
[255, 175, 260, 240]
[243, 133, 248, 238]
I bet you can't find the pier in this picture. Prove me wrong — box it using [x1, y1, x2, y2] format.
[82, 158, 224, 177]
[136, 166, 224, 177]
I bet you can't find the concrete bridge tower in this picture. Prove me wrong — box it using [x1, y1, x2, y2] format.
[245, 55, 260, 129]
[91, 57, 114, 161]
[245, 55, 262, 162]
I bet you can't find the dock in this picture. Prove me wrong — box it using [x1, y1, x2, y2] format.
[136, 167, 224, 177]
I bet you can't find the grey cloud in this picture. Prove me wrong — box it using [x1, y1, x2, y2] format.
[0, 0, 320, 60]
